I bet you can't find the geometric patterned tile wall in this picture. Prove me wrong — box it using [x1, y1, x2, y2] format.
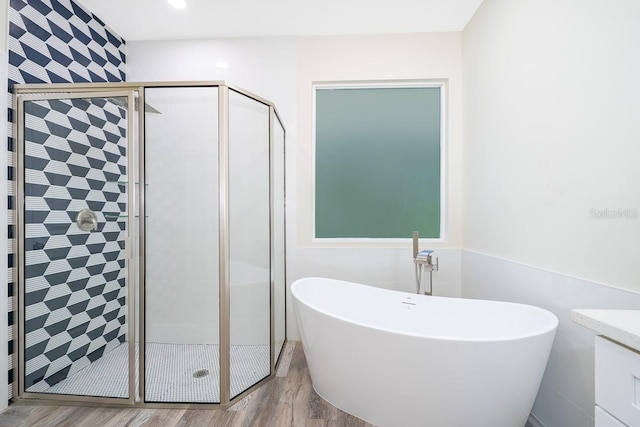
[8, 0, 126, 399]
[23, 97, 128, 392]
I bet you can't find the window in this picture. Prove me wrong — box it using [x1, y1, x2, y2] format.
[314, 83, 443, 239]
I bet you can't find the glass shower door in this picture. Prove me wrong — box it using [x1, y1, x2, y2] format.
[18, 91, 136, 401]
[143, 86, 220, 403]
[228, 89, 271, 399]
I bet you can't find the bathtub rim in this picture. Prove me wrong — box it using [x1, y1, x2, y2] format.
[291, 276, 559, 343]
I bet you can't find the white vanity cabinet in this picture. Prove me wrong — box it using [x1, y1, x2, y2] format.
[572, 310, 640, 427]
[595, 336, 640, 427]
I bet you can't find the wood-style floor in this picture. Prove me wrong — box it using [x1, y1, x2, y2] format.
[0, 342, 374, 427]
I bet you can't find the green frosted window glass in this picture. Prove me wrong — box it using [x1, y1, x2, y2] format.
[315, 86, 441, 238]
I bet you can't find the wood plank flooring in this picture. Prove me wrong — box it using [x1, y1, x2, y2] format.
[0, 342, 374, 427]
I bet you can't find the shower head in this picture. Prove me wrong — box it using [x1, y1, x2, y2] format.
[107, 96, 162, 114]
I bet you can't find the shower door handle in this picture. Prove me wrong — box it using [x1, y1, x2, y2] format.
[76, 209, 98, 232]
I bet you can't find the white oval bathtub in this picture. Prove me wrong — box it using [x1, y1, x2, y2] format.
[291, 277, 558, 427]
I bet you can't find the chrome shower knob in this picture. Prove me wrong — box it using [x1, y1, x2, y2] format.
[76, 209, 98, 232]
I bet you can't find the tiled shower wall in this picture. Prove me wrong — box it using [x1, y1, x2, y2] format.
[22, 97, 129, 391]
[7, 0, 126, 398]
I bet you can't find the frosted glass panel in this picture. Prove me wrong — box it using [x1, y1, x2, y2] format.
[144, 87, 219, 403]
[228, 90, 271, 398]
[315, 86, 441, 238]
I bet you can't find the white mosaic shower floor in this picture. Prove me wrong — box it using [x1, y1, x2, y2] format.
[29, 343, 271, 402]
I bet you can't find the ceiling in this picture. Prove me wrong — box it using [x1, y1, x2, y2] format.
[76, 0, 484, 41]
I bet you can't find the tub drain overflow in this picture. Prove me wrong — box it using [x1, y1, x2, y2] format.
[193, 369, 209, 378]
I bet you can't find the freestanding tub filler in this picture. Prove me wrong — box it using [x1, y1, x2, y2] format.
[291, 277, 558, 427]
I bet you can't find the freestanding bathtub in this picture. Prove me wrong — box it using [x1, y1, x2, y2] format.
[291, 277, 558, 427]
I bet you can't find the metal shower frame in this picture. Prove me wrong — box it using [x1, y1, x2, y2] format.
[12, 81, 287, 408]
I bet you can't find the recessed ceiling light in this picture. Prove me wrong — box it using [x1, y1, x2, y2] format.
[216, 61, 229, 69]
[168, 0, 186, 9]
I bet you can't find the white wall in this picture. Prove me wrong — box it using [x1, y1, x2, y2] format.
[462, 0, 640, 291]
[126, 37, 297, 125]
[291, 34, 464, 329]
[462, 1, 640, 425]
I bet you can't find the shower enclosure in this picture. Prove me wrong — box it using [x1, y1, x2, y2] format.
[13, 82, 287, 406]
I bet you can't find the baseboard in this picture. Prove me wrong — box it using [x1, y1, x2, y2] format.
[526, 413, 545, 427]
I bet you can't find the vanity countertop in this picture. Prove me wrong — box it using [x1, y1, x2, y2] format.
[572, 309, 640, 352]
